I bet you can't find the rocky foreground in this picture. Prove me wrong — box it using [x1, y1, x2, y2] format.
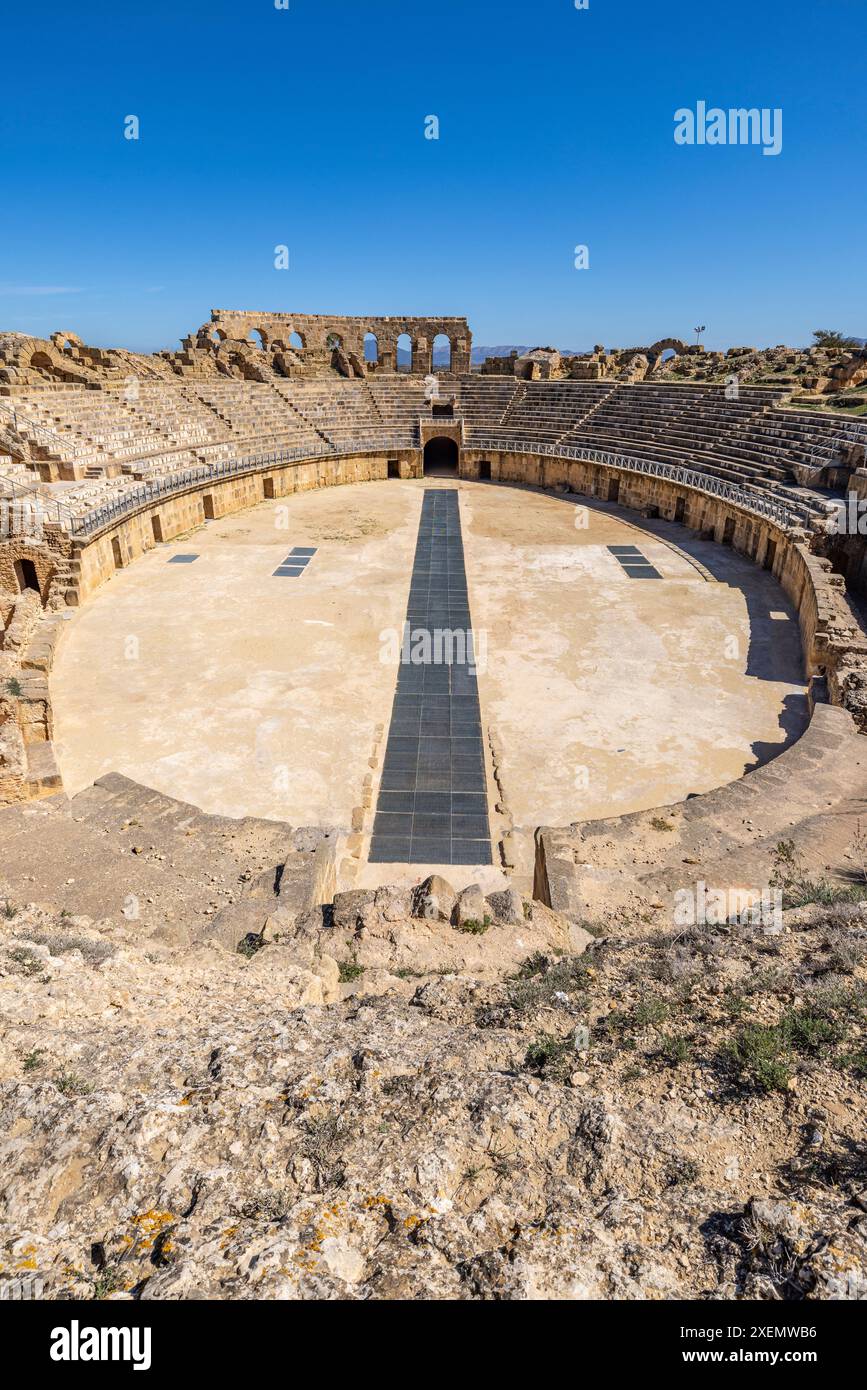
[1, 874, 866, 1300]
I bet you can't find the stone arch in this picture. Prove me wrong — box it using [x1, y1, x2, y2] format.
[13, 556, 41, 596]
[288, 331, 305, 350]
[646, 337, 690, 372]
[648, 338, 689, 358]
[396, 333, 413, 373]
[423, 436, 459, 476]
[28, 350, 56, 372]
[432, 333, 452, 370]
[248, 328, 268, 351]
[364, 331, 379, 365]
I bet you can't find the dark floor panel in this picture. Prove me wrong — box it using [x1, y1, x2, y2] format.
[368, 489, 491, 866]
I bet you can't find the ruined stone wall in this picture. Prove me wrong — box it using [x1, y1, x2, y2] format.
[0, 530, 69, 603]
[204, 312, 473, 375]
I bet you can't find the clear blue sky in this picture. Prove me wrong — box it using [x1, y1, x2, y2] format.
[1, 0, 864, 353]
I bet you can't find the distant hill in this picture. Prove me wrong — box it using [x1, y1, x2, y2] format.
[394, 344, 590, 368]
[399, 344, 534, 368]
[400, 340, 867, 370]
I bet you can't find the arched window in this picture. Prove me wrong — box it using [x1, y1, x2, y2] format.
[433, 334, 452, 370]
[364, 332, 379, 364]
[326, 332, 343, 352]
[249, 329, 267, 350]
[397, 333, 412, 373]
[288, 331, 304, 350]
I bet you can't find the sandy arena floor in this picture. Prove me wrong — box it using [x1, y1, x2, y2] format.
[51, 479, 807, 872]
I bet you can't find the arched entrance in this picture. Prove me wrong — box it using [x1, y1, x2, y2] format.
[423, 436, 459, 477]
[14, 557, 41, 596]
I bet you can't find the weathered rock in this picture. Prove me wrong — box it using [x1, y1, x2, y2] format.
[452, 884, 488, 928]
[485, 887, 524, 926]
[332, 890, 376, 933]
[1, 882, 865, 1302]
[412, 875, 456, 922]
[373, 886, 413, 922]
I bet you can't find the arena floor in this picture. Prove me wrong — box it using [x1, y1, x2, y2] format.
[51, 479, 808, 875]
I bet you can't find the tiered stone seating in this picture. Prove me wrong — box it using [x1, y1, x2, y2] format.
[1, 392, 120, 476]
[499, 381, 619, 443]
[275, 381, 386, 447]
[188, 382, 325, 455]
[453, 377, 522, 430]
[122, 384, 233, 454]
[558, 384, 827, 516]
[366, 378, 429, 441]
[751, 409, 867, 477]
[3, 375, 857, 529]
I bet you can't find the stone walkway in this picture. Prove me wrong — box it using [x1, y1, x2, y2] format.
[369, 490, 492, 865]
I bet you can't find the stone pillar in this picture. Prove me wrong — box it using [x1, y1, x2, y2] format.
[414, 336, 431, 375]
[452, 336, 471, 374]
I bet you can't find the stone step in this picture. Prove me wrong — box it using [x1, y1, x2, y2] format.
[24, 739, 61, 793]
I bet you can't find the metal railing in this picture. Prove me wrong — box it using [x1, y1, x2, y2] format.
[0, 428, 829, 542]
[0, 471, 78, 531]
[67, 434, 416, 538]
[468, 436, 820, 530]
[0, 399, 91, 461]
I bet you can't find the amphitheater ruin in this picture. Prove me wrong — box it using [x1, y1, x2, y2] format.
[5, 307, 867, 1302]
[3, 307, 867, 902]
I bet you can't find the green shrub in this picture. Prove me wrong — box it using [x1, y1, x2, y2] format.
[722, 1025, 792, 1093]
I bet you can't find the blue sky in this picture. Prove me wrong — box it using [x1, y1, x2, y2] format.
[1, 0, 864, 353]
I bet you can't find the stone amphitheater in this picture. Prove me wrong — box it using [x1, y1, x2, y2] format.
[2, 310, 867, 1301]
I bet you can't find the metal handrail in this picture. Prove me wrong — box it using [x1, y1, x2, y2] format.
[68, 434, 415, 538]
[0, 428, 828, 541]
[468, 435, 820, 530]
[0, 399, 91, 460]
[0, 472, 78, 530]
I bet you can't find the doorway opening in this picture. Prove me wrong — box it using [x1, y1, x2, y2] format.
[423, 437, 459, 476]
[14, 557, 41, 595]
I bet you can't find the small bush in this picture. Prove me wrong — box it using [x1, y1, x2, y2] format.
[7, 946, 45, 979]
[634, 997, 671, 1028]
[722, 1025, 792, 1093]
[457, 916, 491, 935]
[771, 839, 867, 909]
[780, 1007, 844, 1056]
[236, 933, 265, 959]
[55, 1071, 93, 1097]
[656, 1033, 692, 1067]
[508, 955, 590, 1013]
[338, 959, 365, 983]
[524, 1032, 574, 1081]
